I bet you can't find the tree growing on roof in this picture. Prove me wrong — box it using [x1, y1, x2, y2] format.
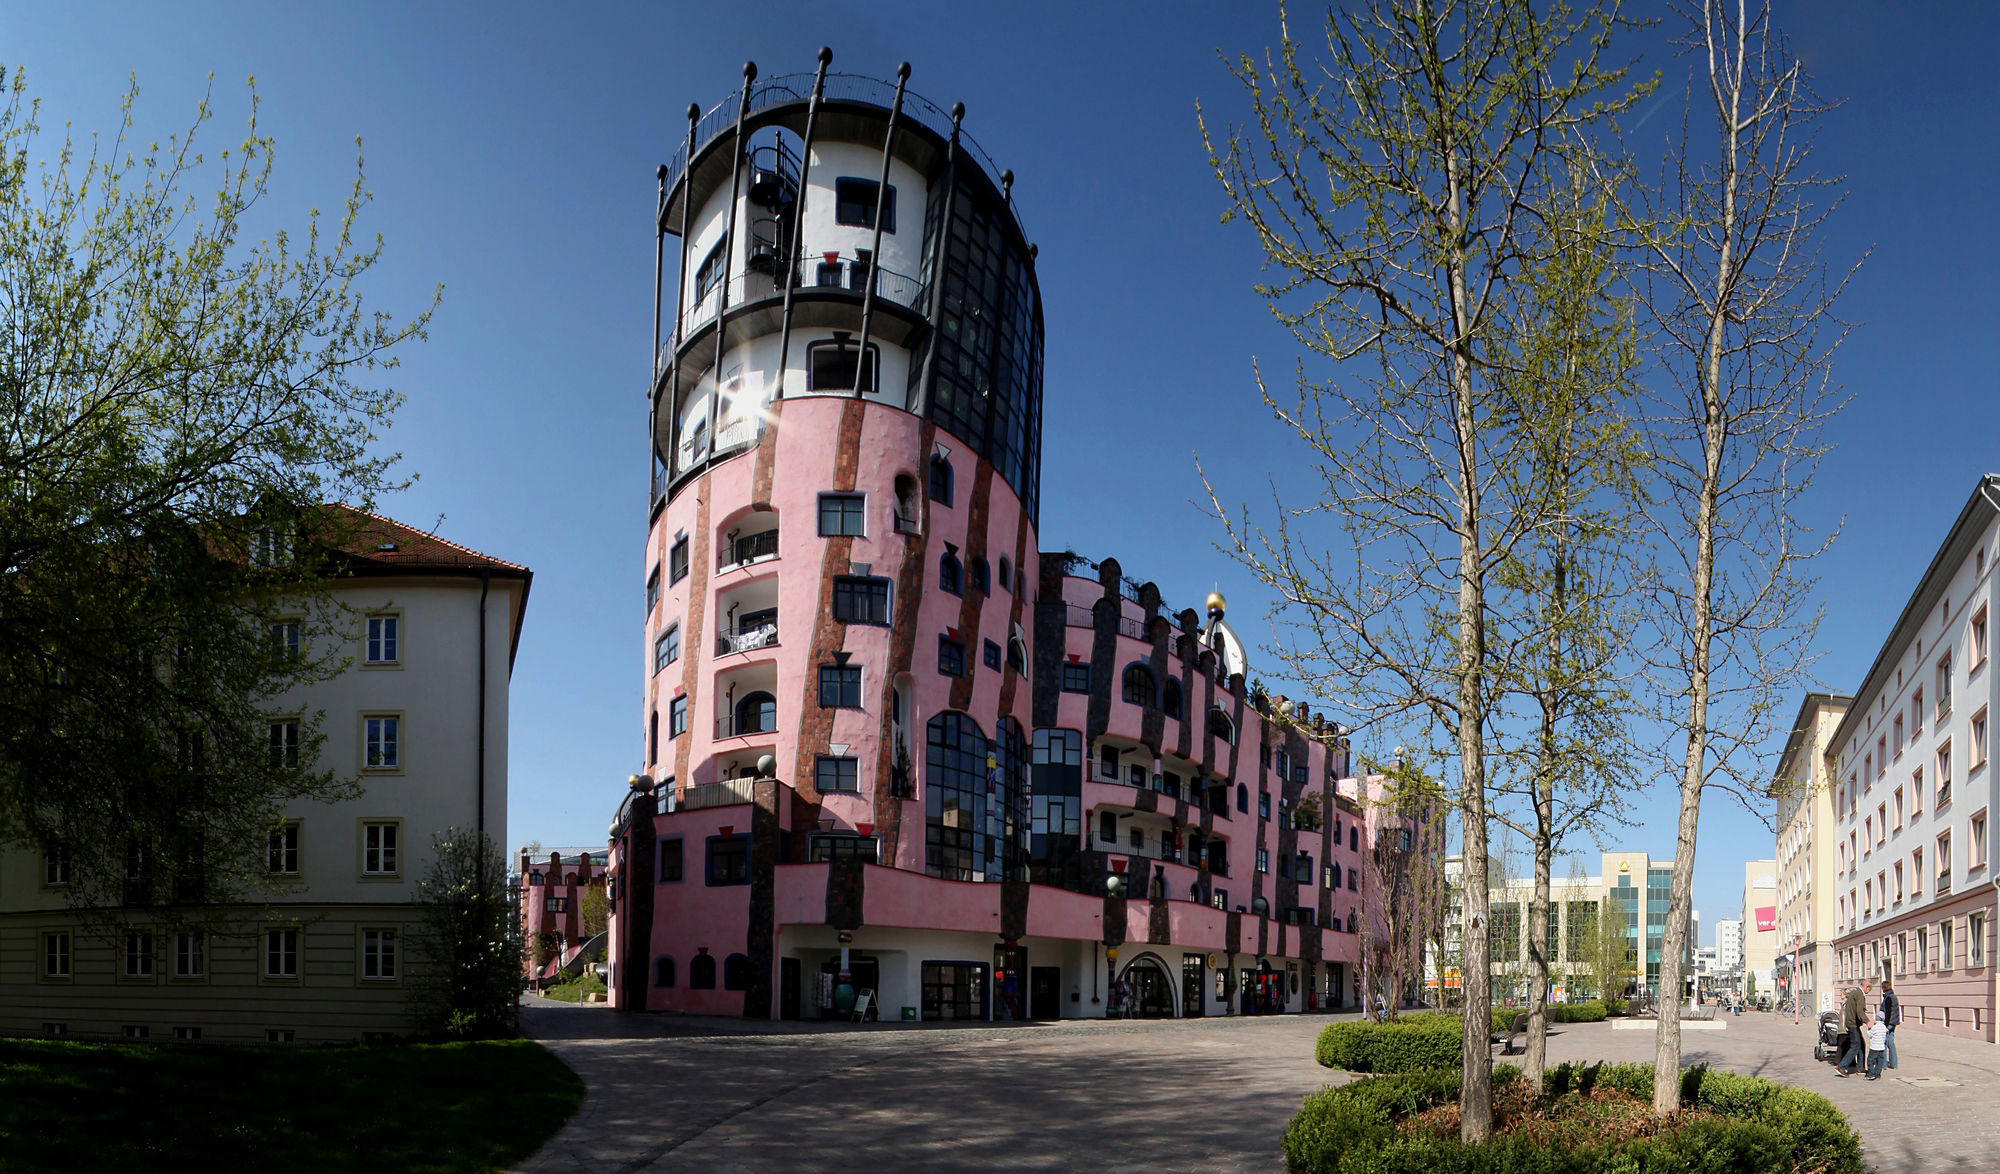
[0, 68, 433, 911]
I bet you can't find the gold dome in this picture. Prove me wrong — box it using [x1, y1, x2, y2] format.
[1206, 591, 1227, 614]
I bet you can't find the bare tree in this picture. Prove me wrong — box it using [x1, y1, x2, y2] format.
[1623, 0, 1854, 1114]
[1357, 767, 1447, 1018]
[1200, 1, 1640, 1139]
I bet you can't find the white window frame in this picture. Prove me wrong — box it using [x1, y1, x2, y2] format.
[361, 820, 401, 878]
[365, 613, 402, 666]
[269, 718, 301, 771]
[360, 927, 399, 982]
[122, 929, 155, 980]
[272, 618, 301, 661]
[264, 927, 300, 980]
[363, 714, 402, 771]
[174, 931, 206, 980]
[268, 821, 301, 877]
[42, 930, 72, 981]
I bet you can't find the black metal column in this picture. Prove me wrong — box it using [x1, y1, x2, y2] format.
[851, 62, 909, 396]
[773, 48, 832, 404]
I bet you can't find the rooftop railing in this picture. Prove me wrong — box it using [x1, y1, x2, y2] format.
[663, 72, 1027, 240]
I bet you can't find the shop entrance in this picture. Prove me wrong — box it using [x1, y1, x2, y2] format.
[817, 955, 880, 1020]
[1121, 955, 1176, 1018]
[1240, 966, 1286, 1014]
[922, 961, 988, 1021]
[1181, 954, 1207, 1018]
[1030, 966, 1062, 1020]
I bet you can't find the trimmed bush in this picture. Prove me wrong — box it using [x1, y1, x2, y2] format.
[1283, 1062, 1865, 1174]
[1316, 1016, 1465, 1073]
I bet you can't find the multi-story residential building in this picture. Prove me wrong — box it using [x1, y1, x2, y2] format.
[607, 57, 1442, 1022]
[1441, 850, 1693, 1004]
[1774, 693, 1851, 1015]
[1716, 918, 1744, 974]
[0, 509, 531, 1042]
[1831, 475, 2000, 1043]
[519, 847, 609, 983]
[1740, 859, 1779, 1000]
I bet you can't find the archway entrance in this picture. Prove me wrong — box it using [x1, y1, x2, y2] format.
[1119, 954, 1176, 1018]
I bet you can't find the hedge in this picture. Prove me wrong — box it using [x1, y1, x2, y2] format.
[1282, 1062, 1864, 1174]
[1318, 1006, 1611, 1074]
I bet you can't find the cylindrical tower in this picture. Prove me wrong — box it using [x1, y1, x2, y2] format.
[625, 55, 1044, 1016]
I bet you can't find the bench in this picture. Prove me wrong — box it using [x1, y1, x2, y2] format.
[1491, 1013, 1527, 1054]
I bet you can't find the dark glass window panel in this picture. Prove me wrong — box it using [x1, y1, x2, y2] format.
[807, 342, 878, 392]
[819, 665, 863, 708]
[834, 178, 896, 233]
[832, 576, 891, 624]
[1061, 662, 1091, 693]
[818, 493, 867, 536]
[815, 756, 860, 793]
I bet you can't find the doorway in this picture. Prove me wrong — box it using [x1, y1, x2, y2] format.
[1029, 966, 1062, 1020]
[922, 961, 987, 1021]
[1122, 955, 1176, 1018]
[1181, 954, 1207, 1018]
[780, 957, 800, 1020]
[818, 955, 881, 1020]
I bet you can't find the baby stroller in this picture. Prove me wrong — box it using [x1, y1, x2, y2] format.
[1812, 1010, 1849, 1063]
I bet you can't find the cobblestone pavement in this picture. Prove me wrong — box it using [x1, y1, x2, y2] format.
[514, 998, 2000, 1173]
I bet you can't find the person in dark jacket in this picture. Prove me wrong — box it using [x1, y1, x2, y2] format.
[1836, 979, 1871, 1077]
[1880, 977, 1900, 1070]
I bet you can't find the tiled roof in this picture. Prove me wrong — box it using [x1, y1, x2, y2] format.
[328, 504, 528, 574]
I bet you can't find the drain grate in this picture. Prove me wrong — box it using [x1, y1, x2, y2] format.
[1894, 1076, 1960, 1088]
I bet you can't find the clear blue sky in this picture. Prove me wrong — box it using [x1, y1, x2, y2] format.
[7, 2, 1997, 946]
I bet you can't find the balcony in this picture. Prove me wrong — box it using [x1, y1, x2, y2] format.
[716, 623, 778, 657]
[715, 710, 779, 739]
[670, 777, 761, 812]
[720, 528, 779, 571]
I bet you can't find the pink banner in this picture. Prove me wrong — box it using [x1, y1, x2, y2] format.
[1754, 906, 1777, 933]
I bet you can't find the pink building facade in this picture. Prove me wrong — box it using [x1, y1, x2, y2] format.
[606, 56, 1437, 1022]
[518, 848, 607, 983]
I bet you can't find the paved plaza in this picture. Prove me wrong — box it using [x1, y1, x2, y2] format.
[514, 999, 2000, 1173]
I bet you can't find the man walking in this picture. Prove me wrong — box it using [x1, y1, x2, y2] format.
[1880, 977, 1900, 1070]
[1836, 978, 1871, 1078]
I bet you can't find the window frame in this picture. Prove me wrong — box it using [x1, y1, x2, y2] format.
[268, 821, 302, 878]
[831, 575, 891, 625]
[818, 492, 868, 537]
[805, 340, 880, 393]
[706, 834, 751, 887]
[646, 564, 661, 614]
[815, 755, 861, 793]
[173, 931, 206, 981]
[1060, 661, 1091, 693]
[122, 928, 156, 981]
[937, 636, 966, 678]
[361, 713, 403, 773]
[654, 624, 681, 674]
[669, 534, 690, 584]
[658, 837, 685, 883]
[262, 926, 301, 982]
[818, 663, 864, 708]
[833, 177, 897, 233]
[364, 613, 402, 667]
[669, 695, 689, 737]
[360, 819, 403, 880]
[359, 927, 400, 984]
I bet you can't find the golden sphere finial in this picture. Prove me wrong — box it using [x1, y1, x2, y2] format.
[1206, 591, 1227, 615]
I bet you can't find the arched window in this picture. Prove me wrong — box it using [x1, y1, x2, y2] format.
[1159, 678, 1183, 720]
[1208, 707, 1234, 745]
[998, 555, 1012, 592]
[939, 552, 962, 595]
[734, 691, 777, 735]
[655, 956, 677, 987]
[1236, 783, 1249, 813]
[929, 455, 954, 507]
[723, 953, 751, 991]
[969, 556, 990, 593]
[1122, 663, 1158, 707]
[649, 709, 659, 764]
[690, 954, 717, 989]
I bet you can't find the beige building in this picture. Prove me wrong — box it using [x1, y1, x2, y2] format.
[1774, 692, 1850, 1015]
[1740, 858, 1779, 1001]
[1473, 850, 1692, 1004]
[0, 510, 530, 1043]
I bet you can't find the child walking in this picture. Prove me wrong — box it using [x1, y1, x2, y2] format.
[1865, 1013, 1890, 1081]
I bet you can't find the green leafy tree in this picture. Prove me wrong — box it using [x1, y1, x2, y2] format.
[579, 882, 609, 940]
[413, 828, 523, 1038]
[0, 68, 433, 910]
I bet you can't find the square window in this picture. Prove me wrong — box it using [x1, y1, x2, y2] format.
[669, 696, 688, 737]
[818, 664, 863, 708]
[269, 719, 300, 770]
[832, 576, 891, 625]
[265, 929, 299, 979]
[669, 535, 690, 584]
[707, 835, 750, 886]
[363, 822, 400, 876]
[361, 929, 398, 981]
[174, 932, 206, 979]
[365, 615, 400, 664]
[937, 637, 965, 678]
[271, 619, 301, 662]
[834, 177, 896, 232]
[818, 493, 867, 537]
[364, 715, 400, 770]
[1061, 662, 1091, 693]
[984, 639, 1002, 671]
[268, 823, 300, 876]
[654, 625, 681, 673]
[658, 838, 684, 883]
[815, 756, 860, 793]
[807, 342, 879, 393]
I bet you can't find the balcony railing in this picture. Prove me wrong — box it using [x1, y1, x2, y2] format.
[716, 625, 779, 656]
[661, 260, 929, 369]
[715, 712, 779, 739]
[1058, 601, 1146, 639]
[721, 529, 778, 570]
[672, 777, 760, 812]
